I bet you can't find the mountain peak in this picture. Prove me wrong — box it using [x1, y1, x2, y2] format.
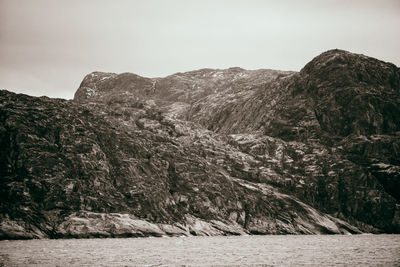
[301, 49, 399, 87]
[295, 49, 400, 137]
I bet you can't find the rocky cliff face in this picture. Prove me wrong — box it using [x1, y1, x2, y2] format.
[1, 49, 399, 239]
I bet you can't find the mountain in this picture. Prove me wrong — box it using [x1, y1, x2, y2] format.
[1, 49, 399, 239]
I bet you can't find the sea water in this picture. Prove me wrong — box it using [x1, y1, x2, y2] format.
[1, 235, 399, 266]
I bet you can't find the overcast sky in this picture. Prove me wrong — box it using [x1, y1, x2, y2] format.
[1, 0, 399, 99]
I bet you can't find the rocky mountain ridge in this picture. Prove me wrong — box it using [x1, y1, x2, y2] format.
[1, 49, 399, 239]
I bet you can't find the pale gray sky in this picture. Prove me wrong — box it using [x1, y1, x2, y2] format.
[1, 0, 399, 99]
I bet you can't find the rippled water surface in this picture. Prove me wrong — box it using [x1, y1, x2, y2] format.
[1, 235, 399, 266]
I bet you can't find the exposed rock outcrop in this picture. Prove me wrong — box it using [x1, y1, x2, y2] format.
[1, 49, 399, 239]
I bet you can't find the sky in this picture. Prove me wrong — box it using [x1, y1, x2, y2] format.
[1, 0, 399, 99]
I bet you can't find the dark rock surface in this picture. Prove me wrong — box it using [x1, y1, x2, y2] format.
[1, 49, 399, 239]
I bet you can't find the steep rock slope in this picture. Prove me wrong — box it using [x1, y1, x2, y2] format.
[297, 50, 400, 205]
[74, 49, 400, 232]
[0, 90, 361, 239]
[184, 49, 400, 231]
[1, 49, 399, 239]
